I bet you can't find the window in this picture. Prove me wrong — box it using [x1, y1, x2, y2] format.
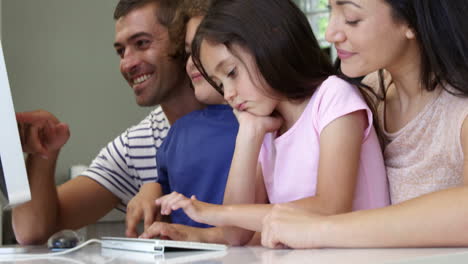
[293, 0, 335, 58]
[294, 0, 329, 47]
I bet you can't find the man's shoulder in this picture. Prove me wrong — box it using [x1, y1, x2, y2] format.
[138, 106, 168, 126]
[127, 106, 169, 132]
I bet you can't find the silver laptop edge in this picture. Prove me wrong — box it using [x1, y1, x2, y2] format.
[101, 236, 228, 254]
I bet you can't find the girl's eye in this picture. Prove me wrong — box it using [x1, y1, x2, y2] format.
[227, 68, 237, 78]
[216, 83, 224, 95]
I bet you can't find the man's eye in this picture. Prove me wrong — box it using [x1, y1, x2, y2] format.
[116, 48, 124, 58]
[136, 39, 150, 48]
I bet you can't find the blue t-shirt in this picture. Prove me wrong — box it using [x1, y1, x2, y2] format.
[156, 104, 238, 228]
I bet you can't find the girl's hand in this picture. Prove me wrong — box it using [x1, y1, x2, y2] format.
[155, 192, 221, 225]
[233, 109, 283, 135]
[261, 204, 327, 249]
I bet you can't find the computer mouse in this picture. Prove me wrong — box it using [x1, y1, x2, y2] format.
[47, 230, 81, 250]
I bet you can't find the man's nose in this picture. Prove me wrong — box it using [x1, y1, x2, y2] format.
[121, 50, 139, 74]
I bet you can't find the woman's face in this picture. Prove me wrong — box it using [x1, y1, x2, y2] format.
[325, 0, 418, 77]
[185, 16, 225, 104]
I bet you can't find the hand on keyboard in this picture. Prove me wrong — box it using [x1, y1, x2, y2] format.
[126, 182, 163, 237]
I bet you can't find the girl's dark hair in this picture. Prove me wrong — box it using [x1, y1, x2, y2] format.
[192, 0, 335, 101]
[383, 0, 468, 95]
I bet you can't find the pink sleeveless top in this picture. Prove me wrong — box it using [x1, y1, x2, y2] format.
[380, 89, 468, 204]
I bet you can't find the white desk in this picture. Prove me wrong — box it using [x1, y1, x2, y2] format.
[1, 244, 468, 263]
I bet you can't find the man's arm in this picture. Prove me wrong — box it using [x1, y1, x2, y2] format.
[12, 110, 120, 245]
[12, 152, 119, 245]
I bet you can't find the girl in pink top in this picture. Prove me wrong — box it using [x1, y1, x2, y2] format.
[153, 0, 389, 246]
[261, 0, 468, 249]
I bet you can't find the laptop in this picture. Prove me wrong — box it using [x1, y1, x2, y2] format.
[100, 237, 227, 254]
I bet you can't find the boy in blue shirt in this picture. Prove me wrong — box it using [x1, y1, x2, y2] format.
[127, 2, 238, 231]
[155, 10, 238, 227]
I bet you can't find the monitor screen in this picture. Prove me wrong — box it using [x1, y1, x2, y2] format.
[0, 42, 31, 208]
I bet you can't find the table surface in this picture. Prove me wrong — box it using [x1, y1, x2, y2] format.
[1, 243, 468, 264]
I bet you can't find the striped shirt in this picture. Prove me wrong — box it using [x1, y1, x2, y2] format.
[81, 106, 169, 212]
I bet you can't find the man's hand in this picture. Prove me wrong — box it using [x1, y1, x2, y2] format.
[126, 182, 163, 238]
[16, 110, 70, 159]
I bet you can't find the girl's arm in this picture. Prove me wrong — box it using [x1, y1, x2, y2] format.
[156, 111, 280, 245]
[262, 116, 468, 248]
[158, 110, 367, 232]
[287, 110, 366, 215]
[228, 110, 367, 228]
[156, 169, 269, 232]
[223, 110, 282, 204]
[223, 109, 367, 229]
[219, 110, 280, 245]
[220, 165, 269, 245]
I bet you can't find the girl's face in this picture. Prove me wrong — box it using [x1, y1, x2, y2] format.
[326, 0, 417, 77]
[199, 41, 279, 116]
[185, 16, 224, 104]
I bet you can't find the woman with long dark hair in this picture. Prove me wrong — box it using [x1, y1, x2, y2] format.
[261, 0, 468, 248]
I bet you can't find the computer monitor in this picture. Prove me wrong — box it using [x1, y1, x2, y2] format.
[0, 42, 31, 208]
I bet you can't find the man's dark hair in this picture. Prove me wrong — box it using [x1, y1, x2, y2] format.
[114, 0, 180, 29]
[114, 0, 184, 59]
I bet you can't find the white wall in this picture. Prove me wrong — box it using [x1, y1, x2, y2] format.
[2, 0, 150, 183]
